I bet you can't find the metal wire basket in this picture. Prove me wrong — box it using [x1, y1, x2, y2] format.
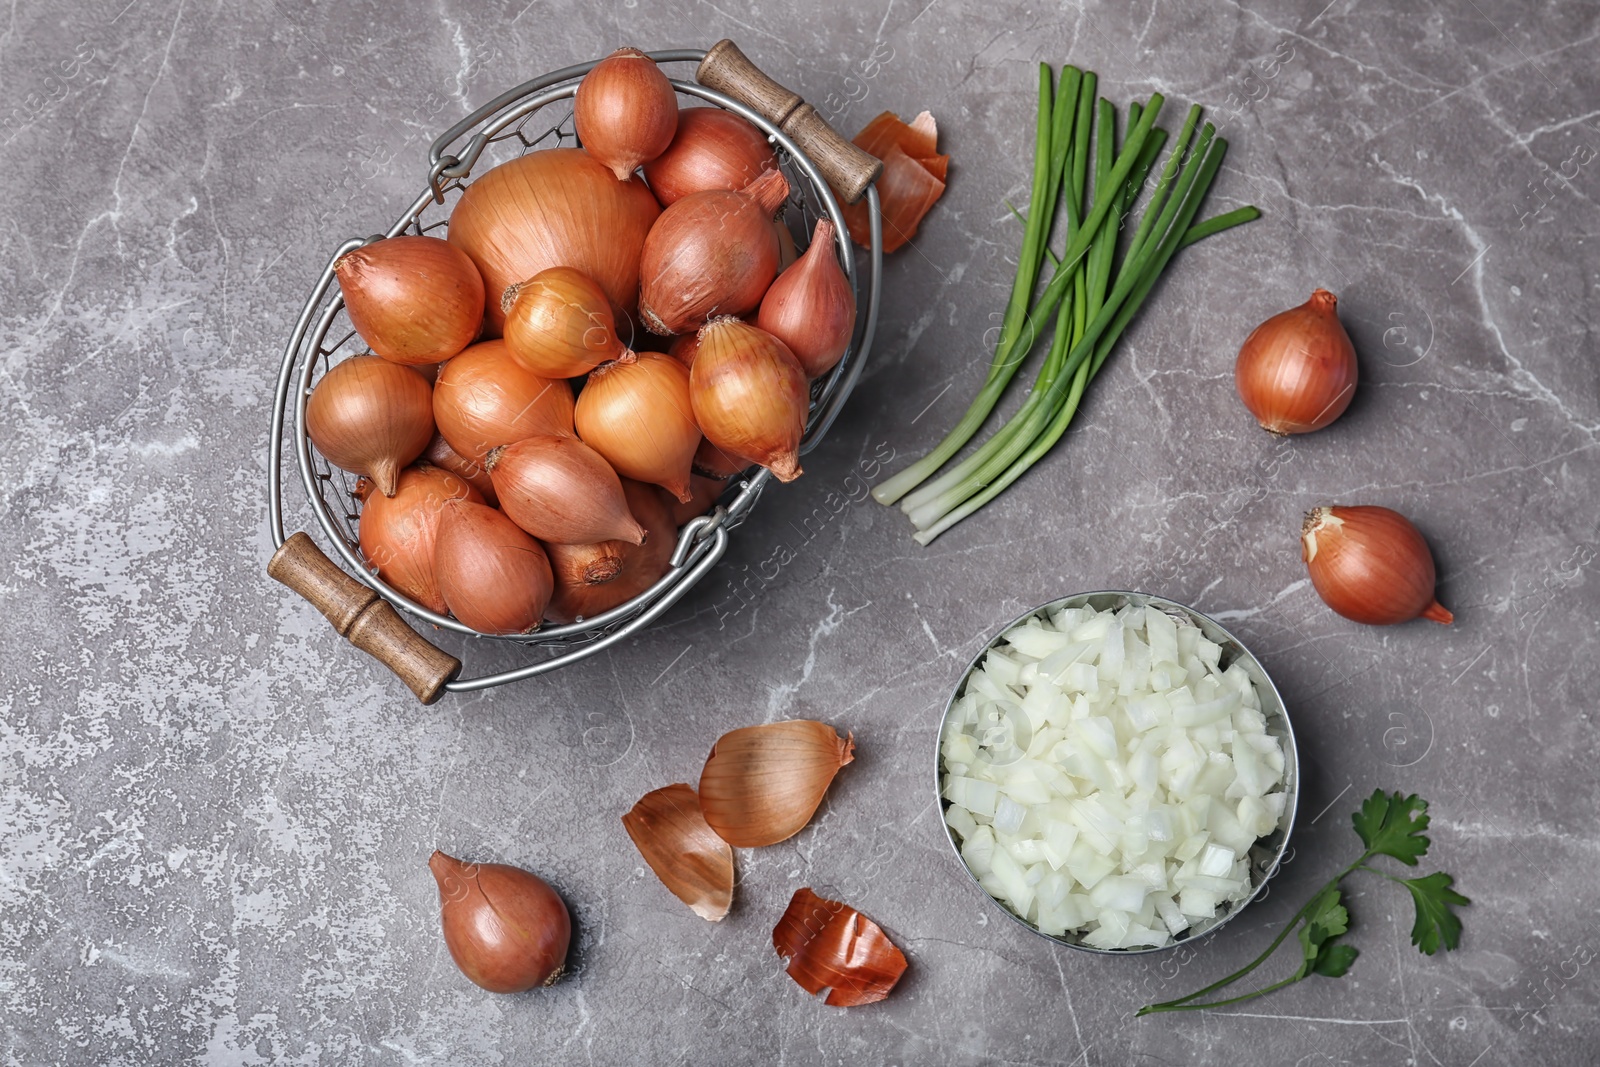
[266, 42, 884, 702]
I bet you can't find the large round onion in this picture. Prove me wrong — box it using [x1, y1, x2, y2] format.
[357, 463, 483, 613]
[447, 148, 660, 332]
[546, 480, 676, 624]
[433, 339, 575, 464]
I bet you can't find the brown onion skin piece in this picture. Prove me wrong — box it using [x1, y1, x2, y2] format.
[1301, 505, 1453, 625]
[336, 235, 485, 365]
[424, 433, 497, 505]
[486, 435, 645, 546]
[637, 168, 789, 335]
[690, 318, 808, 482]
[575, 353, 700, 502]
[306, 355, 435, 497]
[1235, 289, 1358, 435]
[574, 47, 679, 182]
[429, 851, 571, 994]
[357, 463, 483, 614]
[544, 480, 675, 624]
[447, 148, 660, 332]
[501, 267, 629, 380]
[641, 107, 778, 206]
[435, 499, 554, 634]
[773, 887, 908, 1006]
[756, 218, 856, 378]
[432, 339, 576, 464]
[621, 783, 734, 922]
[697, 720, 855, 847]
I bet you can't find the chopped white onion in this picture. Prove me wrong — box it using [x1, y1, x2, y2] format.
[941, 603, 1288, 949]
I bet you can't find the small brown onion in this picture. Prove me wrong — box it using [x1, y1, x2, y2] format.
[574, 47, 678, 181]
[446, 148, 660, 331]
[575, 353, 699, 502]
[690, 318, 808, 482]
[502, 267, 630, 380]
[545, 480, 676, 623]
[637, 168, 790, 335]
[1235, 289, 1359, 434]
[424, 433, 497, 505]
[672, 474, 728, 526]
[756, 218, 856, 378]
[640, 107, 778, 206]
[429, 850, 570, 994]
[1302, 505, 1453, 625]
[433, 339, 575, 464]
[692, 436, 753, 479]
[335, 235, 484, 365]
[306, 356, 435, 496]
[486, 435, 645, 546]
[357, 463, 483, 613]
[434, 499, 553, 634]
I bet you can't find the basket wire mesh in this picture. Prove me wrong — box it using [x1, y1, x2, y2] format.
[267, 48, 882, 692]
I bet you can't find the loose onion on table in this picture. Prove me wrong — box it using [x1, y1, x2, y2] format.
[502, 266, 631, 380]
[335, 235, 484, 365]
[487, 435, 646, 546]
[641, 106, 778, 206]
[1235, 289, 1358, 435]
[690, 318, 809, 482]
[357, 463, 483, 614]
[637, 168, 790, 335]
[756, 218, 856, 378]
[574, 46, 679, 181]
[940, 603, 1288, 950]
[575, 352, 699, 502]
[544, 479, 676, 623]
[429, 850, 570, 993]
[306, 355, 435, 496]
[434, 499, 553, 634]
[447, 148, 660, 331]
[432, 339, 576, 464]
[1302, 505, 1452, 625]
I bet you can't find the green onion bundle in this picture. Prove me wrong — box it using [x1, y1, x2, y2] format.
[871, 66, 1260, 543]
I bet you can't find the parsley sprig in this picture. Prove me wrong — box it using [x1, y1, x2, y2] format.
[1137, 790, 1468, 1016]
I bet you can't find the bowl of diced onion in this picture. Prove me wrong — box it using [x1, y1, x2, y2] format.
[936, 591, 1298, 954]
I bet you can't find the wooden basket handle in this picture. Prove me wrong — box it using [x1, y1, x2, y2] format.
[269, 532, 461, 705]
[696, 40, 882, 205]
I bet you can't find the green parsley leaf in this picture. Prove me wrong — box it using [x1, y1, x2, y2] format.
[1294, 886, 1351, 979]
[1312, 943, 1359, 978]
[1402, 871, 1470, 954]
[1352, 789, 1431, 866]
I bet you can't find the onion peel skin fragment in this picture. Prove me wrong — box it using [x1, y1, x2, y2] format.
[621, 783, 735, 922]
[697, 720, 855, 847]
[837, 111, 948, 253]
[772, 887, 908, 1007]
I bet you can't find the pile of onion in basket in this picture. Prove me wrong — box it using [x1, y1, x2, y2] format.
[305, 48, 856, 634]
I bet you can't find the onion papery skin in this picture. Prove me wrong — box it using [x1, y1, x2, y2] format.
[486, 435, 645, 546]
[636, 168, 789, 335]
[306, 355, 435, 496]
[447, 148, 660, 332]
[622, 783, 735, 922]
[756, 218, 856, 378]
[1301, 505, 1453, 625]
[432, 339, 575, 464]
[641, 107, 777, 206]
[575, 353, 700, 502]
[434, 499, 553, 634]
[697, 720, 855, 847]
[502, 266, 630, 380]
[1235, 289, 1358, 435]
[689, 318, 808, 482]
[335, 235, 485, 365]
[544, 480, 676, 624]
[429, 851, 570, 994]
[424, 433, 497, 505]
[574, 46, 679, 181]
[357, 463, 482, 614]
[773, 887, 908, 1006]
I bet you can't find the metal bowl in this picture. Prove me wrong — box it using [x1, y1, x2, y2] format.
[934, 590, 1299, 955]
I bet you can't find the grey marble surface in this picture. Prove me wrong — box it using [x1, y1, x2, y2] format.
[3, 0, 1597, 1063]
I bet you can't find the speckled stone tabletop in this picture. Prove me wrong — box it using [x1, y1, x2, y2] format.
[4, 0, 1598, 1063]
